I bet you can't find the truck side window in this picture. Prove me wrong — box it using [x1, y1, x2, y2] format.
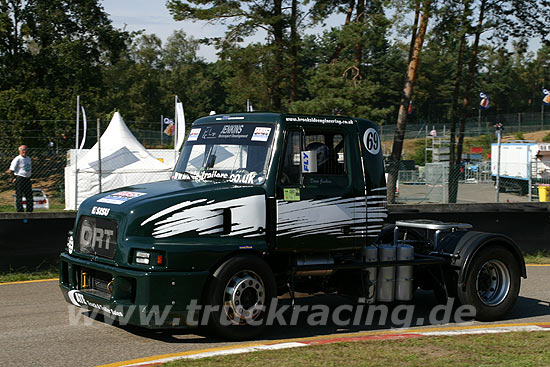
[280, 130, 301, 185]
[304, 131, 345, 175]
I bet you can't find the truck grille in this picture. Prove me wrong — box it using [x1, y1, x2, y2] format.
[78, 267, 113, 300]
[75, 216, 118, 259]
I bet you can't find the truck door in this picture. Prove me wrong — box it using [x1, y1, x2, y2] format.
[275, 126, 365, 252]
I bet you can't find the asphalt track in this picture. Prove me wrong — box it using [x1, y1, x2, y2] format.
[0, 266, 548, 367]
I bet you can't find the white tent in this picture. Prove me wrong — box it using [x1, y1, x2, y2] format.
[65, 112, 172, 209]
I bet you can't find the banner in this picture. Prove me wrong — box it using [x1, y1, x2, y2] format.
[175, 100, 186, 151]
[479, 92, 490, 109]
[543, 88, 550, 106]
[79, 106, 87, 151]
[163, 117, 174, 136]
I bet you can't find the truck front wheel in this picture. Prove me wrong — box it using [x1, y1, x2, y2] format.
[458, 246, 521, 321]
[204, 255, 276, 340]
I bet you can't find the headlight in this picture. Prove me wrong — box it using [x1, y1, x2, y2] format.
[135, 251, 150, 264]
[134, 250, 164, 266]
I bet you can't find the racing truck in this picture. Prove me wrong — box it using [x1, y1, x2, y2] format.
[59, 113, 525, 340]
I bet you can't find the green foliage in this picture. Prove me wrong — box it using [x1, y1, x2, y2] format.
[2, 0, 550, 149]
[467, 134, 495, 159]
[409, 140, 429, 166]
[514, 131, 525, 140]
[543, 133, 550, 143]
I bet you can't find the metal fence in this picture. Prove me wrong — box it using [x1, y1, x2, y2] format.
[0, 147, 67, 211]
[395, 160, 550, 204]
[380, 112, 550, 141]
[2, 111, 550, 211]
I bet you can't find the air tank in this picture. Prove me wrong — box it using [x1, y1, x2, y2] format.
[361, 245, 378, 303]
[395, 244, 414, 301]
[377, 245, 396, 302]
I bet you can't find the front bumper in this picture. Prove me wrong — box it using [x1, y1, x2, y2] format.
[59, 253, 210, 328]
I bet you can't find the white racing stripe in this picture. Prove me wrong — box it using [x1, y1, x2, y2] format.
[142, 195, 266, 238]
[122, 342, 307, 366]
[419, 325, 548, 336]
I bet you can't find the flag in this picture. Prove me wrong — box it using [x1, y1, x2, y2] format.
[543, 88, 550, 106]
[164, 121, 174, 136]
[479, 92, 490, 109]
[175, 99, 186, 151]
[407, 100, 413, 115]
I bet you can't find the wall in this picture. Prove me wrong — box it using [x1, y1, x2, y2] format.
[0, 202, 548, 272]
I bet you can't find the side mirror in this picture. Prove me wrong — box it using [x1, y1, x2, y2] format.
[301, 150, 317, 173]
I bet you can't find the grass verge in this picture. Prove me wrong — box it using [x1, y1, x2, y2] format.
[524, 251, 550, 264]
[164, 331, 550, 367]
[0, 267, 58, 283]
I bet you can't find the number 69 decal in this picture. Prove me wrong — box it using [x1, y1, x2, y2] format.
[363, 128, 380, 154]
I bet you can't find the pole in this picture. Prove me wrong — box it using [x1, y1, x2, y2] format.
[425, 125, 428, 164]
[97, 118, 102, 193]
[478, 108, 482, 133]
[76, 96, 80, 150]
[540, 103, 544, 130]
[74, 95, 80, 210]
[496, 125, 502, 203]
[160, 115, 164, 146]
[527, 145, 536, 202]
[174, 96, 178, 165]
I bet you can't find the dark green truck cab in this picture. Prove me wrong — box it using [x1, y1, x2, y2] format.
[59, 113, 525, 339]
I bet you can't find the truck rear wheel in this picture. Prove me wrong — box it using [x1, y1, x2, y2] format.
[458, 246, 520, 321]
[204, 255, 276, 340]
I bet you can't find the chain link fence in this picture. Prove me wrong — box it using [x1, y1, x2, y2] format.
[379, 112, 550, 141]
[394, 159, 550, 204]
[0, 147, 67, 211]
[2, 112, 550, 211]
[0, 118, 176, 212]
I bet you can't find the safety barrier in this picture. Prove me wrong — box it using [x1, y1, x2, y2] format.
[1, 202, 548, 272]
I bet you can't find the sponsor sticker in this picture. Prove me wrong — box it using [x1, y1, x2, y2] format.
[251, 127, 272, 142]
[91, 206, 110, 216]
[187, 128, 201, 141]
[284, 188, 301, 201]
[285, 116, 354, 125]
[218, 124, 248, 139]
[363, 128, 381, 155]
[67, 290, 124, 316]
[97, 191, 146, 205]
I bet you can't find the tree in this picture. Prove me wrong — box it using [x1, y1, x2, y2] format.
[0, 0, 128, 146]
[445, 0, 550, 203]
[387, 0, 432, 204]
[167, 0, 295, 111]
[288, 7, 404, 122]
[161, 31, 220, 124]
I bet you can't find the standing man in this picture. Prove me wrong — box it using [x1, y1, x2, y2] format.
[9, 145, 33, 212]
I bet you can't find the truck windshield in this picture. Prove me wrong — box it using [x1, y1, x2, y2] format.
[174, 123, 275, 185]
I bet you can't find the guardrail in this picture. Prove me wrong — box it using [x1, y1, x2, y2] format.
[1, 203, 548, 272]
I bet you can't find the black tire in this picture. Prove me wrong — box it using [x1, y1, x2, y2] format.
[204, 255, 276, 340]
[457, 246, 521, 321]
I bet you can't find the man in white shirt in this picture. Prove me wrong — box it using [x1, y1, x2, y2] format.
[9, 145, 33, 212]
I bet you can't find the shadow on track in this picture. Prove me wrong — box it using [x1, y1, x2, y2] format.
[75, 290, 549, 344]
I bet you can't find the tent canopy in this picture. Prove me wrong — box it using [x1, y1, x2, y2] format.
[65, 112, 172, 210]
[79, 112, 169, 172]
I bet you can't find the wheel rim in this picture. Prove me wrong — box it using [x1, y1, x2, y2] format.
[223, 270, 265, 325]
[475, 259, 511, 306]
